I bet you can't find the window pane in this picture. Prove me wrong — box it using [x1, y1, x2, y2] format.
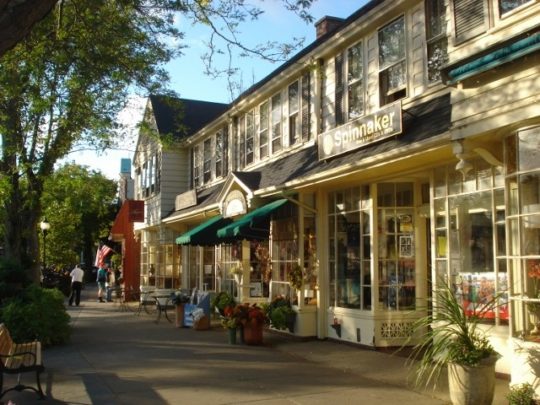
[288, 81, 299, 113]
[347, 43, 363, 82]
[518, 128, 540, 171]
[378, 17, 405, 69]
[499, 0, 530, 14]
[348, 81, 364, 119]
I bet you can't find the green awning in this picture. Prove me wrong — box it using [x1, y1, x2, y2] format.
[217, 199, 288, 241]
[175, 215, 232, 246]
[446, 31, 540, 84]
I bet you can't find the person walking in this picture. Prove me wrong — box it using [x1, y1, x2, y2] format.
[106, 267, 116, 302]
[97, 267, 107, 303]
[68, 264, 85, 306]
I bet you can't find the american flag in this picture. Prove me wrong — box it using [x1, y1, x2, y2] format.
[94, 244, 113, 267]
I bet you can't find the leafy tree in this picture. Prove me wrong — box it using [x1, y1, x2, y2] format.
[0, 0, 314, 282]
[40, 163, 118, 270]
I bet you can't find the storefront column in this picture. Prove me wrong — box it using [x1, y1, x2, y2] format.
[316, 188, 329, 339]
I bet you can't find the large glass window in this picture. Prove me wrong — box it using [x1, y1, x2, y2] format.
[329, 186, 372, 310]
[271, 203, 299, 300]
[434, 160, 508, 324]
[506, 128, 540, 339]
[219, 242, 242, 298]
[425, 0, 448, 84]
[378, 16, 406, 106]
[347, 42, 364, 119]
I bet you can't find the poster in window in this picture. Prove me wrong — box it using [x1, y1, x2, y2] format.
[399, 235, 413, 258]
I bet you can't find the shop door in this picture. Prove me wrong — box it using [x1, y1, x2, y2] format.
[377, 182, 416, 311]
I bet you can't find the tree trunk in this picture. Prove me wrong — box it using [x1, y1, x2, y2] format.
[3, 171, 43, 283]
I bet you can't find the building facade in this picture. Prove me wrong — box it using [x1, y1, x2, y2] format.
[132, 0, 540, 390]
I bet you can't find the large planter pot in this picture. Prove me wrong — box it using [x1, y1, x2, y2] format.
[448, 357, 497, 405]
[242, 323, 263, 345]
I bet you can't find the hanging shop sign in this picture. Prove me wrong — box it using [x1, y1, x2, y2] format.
[222, 189, 247, 218]
[175, 189, 197, 211]
[318, 101, 402, 160]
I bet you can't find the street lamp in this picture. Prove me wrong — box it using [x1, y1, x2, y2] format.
[40, 218, 51, 268]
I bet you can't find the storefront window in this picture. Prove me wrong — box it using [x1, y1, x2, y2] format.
[329, 186, 371, 310]
[377, 183, 415, 311]
[250, 241, 270, 298]
[219, 242, 242, 298]
[506, 128, 540, 338]
[434, 160, 508, 324]
[271, 203, 299, 301]
[303, 193, 318, 305]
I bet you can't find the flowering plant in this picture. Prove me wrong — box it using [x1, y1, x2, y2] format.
[527, 261, 540, 313]
[234, 303, 266, 327]
[220, 305, 238, 329]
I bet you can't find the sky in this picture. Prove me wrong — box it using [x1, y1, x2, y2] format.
[66, 1, 366, 180]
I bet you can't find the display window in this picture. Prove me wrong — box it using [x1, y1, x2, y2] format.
[505, 128, 540, 339]
[433, 159, 508, 324]
[328, 186, 371, 310]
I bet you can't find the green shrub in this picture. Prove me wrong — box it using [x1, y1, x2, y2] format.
[1, 284, 71, 346]
[0, 258, 31, 302]
[507, 383, 536, 405]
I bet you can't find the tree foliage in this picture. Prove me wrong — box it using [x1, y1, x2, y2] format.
[0, 0, 314, 281]
[40, 163, 117, 270]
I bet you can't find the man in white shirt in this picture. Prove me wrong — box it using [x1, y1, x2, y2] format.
[68, 264, 85, 306]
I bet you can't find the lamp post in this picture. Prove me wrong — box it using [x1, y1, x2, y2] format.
[40, 218, 51, 268]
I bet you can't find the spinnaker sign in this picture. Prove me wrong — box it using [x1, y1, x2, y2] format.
[318, 102, 402, 160]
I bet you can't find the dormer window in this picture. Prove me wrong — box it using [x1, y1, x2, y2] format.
[378, 16, 407, 106]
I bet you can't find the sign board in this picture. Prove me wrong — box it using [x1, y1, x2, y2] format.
[175, 189, 197, 211]
[318, 102, 402, 160]
[128, 200, 144, 222]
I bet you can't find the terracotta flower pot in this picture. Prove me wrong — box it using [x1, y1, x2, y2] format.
[242, 323, 263, 345]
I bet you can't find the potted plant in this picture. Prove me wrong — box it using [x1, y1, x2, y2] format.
[506, 383, 536, 405]
[211, 291, 235, 316]
[404, 280, 500, 405]
[265, 295, 296, 333]
[526, 261, 540, 335]
[220, 304, 239, 344]
[235, 303, 266, 345]
[170, 291, 190, 328]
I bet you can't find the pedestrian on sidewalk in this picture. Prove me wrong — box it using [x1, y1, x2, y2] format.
[97, 267, 107, 302]
[68, 264, 85, 306]
[106, 266, 115, 302]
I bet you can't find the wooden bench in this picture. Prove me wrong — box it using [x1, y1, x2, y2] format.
[0, 323, 45, 400]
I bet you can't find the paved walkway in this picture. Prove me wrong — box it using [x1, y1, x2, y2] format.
[2, 287, 510, 405]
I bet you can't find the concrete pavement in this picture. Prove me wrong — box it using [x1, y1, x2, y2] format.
[1, 287, 510, 405]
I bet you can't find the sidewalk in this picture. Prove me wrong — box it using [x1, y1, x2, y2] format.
[1, 287, 510, 405]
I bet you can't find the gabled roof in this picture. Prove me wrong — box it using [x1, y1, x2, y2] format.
[149, 94, 229, 140]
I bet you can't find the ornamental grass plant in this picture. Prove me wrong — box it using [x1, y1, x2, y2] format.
[404, 280, 500, 389]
